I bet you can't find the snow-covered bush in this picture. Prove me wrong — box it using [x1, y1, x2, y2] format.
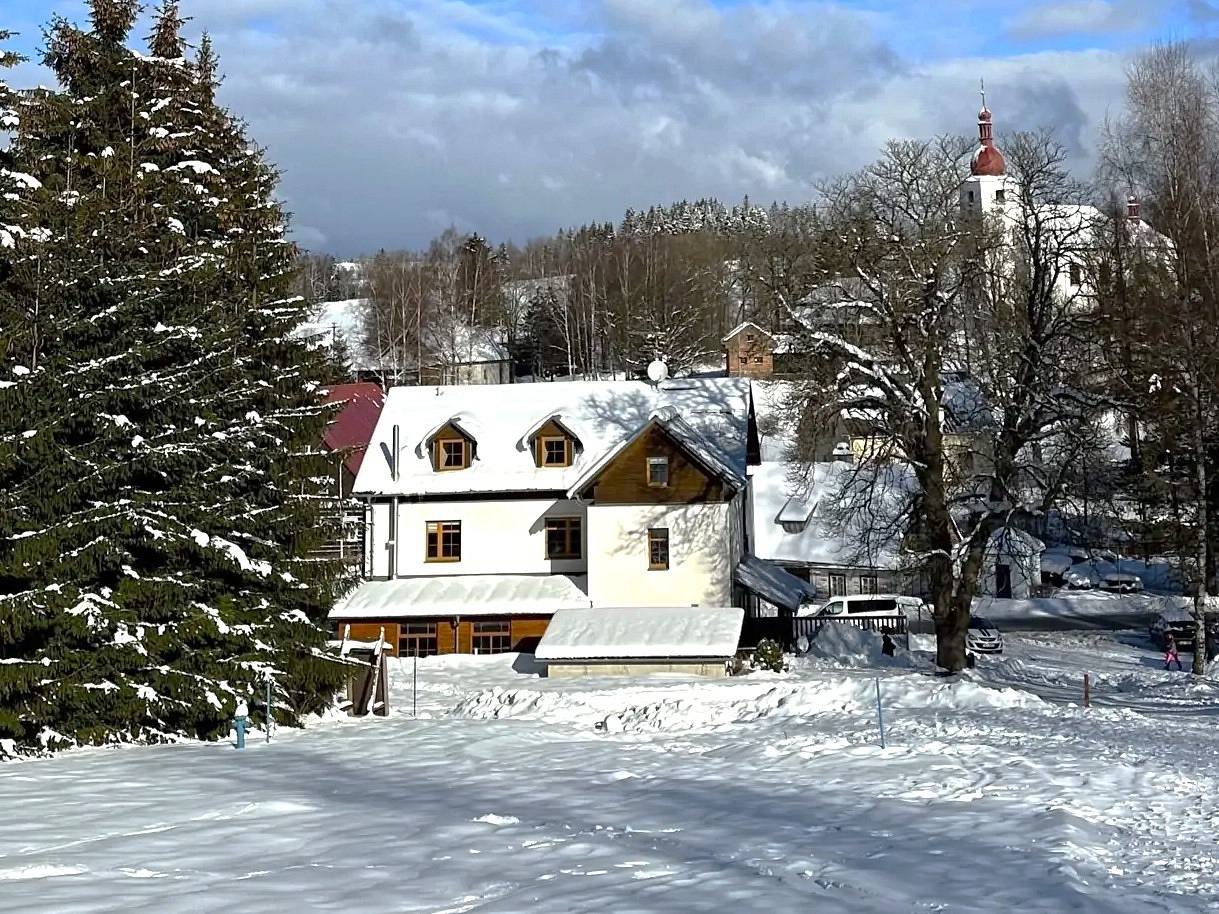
[752, 638, 786, 673]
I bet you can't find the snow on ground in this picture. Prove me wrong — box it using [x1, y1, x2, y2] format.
[2, 634, 1218, 912]
[975, 591, 1194, 620]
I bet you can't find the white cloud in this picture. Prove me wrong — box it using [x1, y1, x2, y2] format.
[1006, 0, 1152, 40]
[8, 0, 1144, 253]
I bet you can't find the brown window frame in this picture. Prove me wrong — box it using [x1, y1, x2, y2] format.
[647, 455, 670, 488]
[648, 527, 670, 570]
[437, 437, 468, 471]
[472, 619, 511, 654]
[753, 355, 764, 363]
[738, 355, 748, 364]
[399, 622, 438, 657]
[425, 520, 462, 562]
[545, 516, 582, 560]
[539, 435, 572, 468]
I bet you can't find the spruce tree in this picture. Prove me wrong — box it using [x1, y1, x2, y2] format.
[0, 3, 347, 752]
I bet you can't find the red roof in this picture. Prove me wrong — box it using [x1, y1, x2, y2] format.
[323, 382, 385, 476]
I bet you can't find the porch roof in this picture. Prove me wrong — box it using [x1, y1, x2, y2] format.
[330, 574, 591, 619]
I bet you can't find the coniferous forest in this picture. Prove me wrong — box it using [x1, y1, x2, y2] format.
[0, 1, 348, 752]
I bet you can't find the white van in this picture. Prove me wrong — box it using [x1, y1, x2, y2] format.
[796, 594, 927, 619]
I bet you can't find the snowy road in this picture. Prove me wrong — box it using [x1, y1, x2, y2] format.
[2, 635, 1218, 913]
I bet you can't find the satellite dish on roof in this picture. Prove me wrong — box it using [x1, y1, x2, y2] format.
[646, 360, 669, 384]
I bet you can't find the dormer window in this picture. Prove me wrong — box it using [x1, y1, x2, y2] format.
[540, 435, 572, 467]
[647, 456, 669, 487]
[781, 520, 807, 534]
[438, 438, 467, 470]
[527, 416, 579, 468]
[426, 420, 476, 471]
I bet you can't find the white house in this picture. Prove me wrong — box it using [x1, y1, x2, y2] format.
[331, 377, 807, 656]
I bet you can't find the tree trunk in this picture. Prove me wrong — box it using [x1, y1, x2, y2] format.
[1193, 396, 1209, 676]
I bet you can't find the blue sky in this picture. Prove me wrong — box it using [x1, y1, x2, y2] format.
[4, 1, 1214, 254]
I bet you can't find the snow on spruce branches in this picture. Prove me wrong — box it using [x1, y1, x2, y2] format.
[0, 3, 347, 753]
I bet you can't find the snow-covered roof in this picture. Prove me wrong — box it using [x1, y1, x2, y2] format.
[356, 378, 752, 497]
[721, 321, 774, 344]
[424, 322, 510, 366]
[750, 460, 913, 570]
[734, 556, 817, 611]
[535, 606, 744, 661]
[294, 298, 378, 372]
[330, 574, 591, 619]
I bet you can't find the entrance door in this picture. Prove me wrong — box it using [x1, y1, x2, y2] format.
[995, 564, 1013, 599]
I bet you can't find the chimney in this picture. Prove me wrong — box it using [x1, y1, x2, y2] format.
[1126, 195, 1140, 224]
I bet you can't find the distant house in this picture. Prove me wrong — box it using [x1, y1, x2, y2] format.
[329, 377, 803, 656]
[317, 382, 385, 568]
[750, 459, 917, 600]
[722, 322, 775, 378]
[294, 298, 383, 382]
[422, 322, 512, 386]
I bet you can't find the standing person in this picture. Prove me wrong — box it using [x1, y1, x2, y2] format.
[1164, 632, 1183, 671]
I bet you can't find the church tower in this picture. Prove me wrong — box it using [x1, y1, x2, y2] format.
[960, 82, 1010, 215]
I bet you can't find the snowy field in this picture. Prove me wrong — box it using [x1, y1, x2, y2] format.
[3, 633, 1219, 912]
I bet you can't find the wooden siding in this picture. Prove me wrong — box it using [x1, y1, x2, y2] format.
[724, 326, 774, 378]
[336, 615, 554, 655]
[588, 424, 727, 505]
[510, 616, 550, 653]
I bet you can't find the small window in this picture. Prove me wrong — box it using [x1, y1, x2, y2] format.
[438, 438, 466, 470]
[545, 517, 582, 560]
[753, 356, 764, 363]
[472, 620, 510, 655]
[426, 521, 461, 562]
[967, 190, 975, 203]
[994, 189, 1006, 203]
[647, 456, 669, 487]
[738, 355, 748, 364]
[648, 528, 670, 570]
[399, 622, 438, 657]
[540, 436, 570, 467]
[828, 573, 847, 596]
[1099, 262, 1112, 286]
[859, 574, 879, 595]
[745, 333, 755, 343]
[1069, 262, 1082, 286]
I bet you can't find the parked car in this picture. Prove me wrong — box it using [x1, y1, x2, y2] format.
[1099, 572, 1143, 594]
[797, 594, 927, 619]
[966, 616, 1004, 654]
[1149, 611, 1219, 650]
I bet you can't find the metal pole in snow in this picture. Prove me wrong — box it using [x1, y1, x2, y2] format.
[875, 678, 886, 748]
[266, 674, 273, 743]
[1083, 672, 1091, 709]
[413, 655, 418, 719]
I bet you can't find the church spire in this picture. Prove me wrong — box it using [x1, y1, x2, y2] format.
[970, 80, 1006, 177]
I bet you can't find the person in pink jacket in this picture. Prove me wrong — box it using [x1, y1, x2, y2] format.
[1164, 633, 1183, 671]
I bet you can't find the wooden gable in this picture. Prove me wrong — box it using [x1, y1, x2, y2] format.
[582, 423, 728, 505]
